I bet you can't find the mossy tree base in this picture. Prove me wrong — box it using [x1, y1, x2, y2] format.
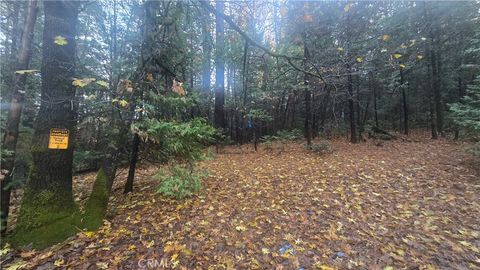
[79, 168, 109, 230]
[9, 190, 78, 249]
[10, 168, 111, 249]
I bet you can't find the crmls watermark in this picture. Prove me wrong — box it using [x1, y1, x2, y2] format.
[137, 258, 170, 269]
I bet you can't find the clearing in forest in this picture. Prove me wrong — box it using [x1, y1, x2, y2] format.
[4, 137, 480, 269]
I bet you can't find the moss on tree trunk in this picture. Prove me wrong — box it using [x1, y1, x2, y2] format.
[10, 189, 78, 249]
[79, 168, 110, 230]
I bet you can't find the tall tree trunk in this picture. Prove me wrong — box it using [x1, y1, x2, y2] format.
[12, 0, 79, 249]
[435, 49, 444, 137]
[1, 0, 38, 237]
[347, 66, 357, 143]
[400, 66, 408, 135]
[426, 58, 438, 139]
[430, 48, 442, 138]
[202, 13, 211, 93]
[283, 93, 291, 129]
[356, 74, 361, 127]
[214, 1, 225, 130]
[320, 84, 331, 132]
[371, 73, 379, 128]
[303, 40, 312, 147]
[454, 77, 464, 140]
[124, 133, 140, 194]
[290, 92, 297, 129]
[123, 0, 154, 194]
[9, 2, 20, 63]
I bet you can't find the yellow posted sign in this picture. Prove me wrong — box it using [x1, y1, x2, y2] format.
[48, 128, 69, 149]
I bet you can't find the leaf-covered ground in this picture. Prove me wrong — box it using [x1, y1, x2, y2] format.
[3, 135, 480, 269]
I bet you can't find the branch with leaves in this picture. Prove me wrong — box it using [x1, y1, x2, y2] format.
[198, 0, 325, 82]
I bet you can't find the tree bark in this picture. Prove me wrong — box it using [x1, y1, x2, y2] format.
[400, 66, 408, 135]
[454, 77, 464, 140]
[320, 84, 331, 132]
[124, 133, 140, 194]
[371, 73, 379, 128]
[347, 66, 357, 143]
[214, 1, 225, 130]
[202, 13, 211, 93]
[429, 48, 442, 138]
[12, 0, 79, 248]
[303, 37, 312, 147]
[1, 0, 38, 237]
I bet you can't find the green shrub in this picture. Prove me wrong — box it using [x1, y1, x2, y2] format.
[305, 141, 333, 155]
[133, 118, 215, 165]
[466, 142, 480, 157]
[276, 129, 303, 140]
[156, 165, 207, 199]
[450, 75, 480, 135]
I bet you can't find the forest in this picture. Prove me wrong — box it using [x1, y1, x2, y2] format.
[0, 0, 479, 269]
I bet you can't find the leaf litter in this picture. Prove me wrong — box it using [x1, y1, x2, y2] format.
[2, 135, 479, 269]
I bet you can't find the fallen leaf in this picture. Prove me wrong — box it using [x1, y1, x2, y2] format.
[54, 259, 64, 266]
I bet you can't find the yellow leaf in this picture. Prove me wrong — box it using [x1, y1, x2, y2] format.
[15, 69, 39, 74]
[261, 247, 270, 254]
[399, 64, 406, 69]
[146, 240, 155, 248]
[384, 267, 394, 270]
[355, 56, 363, 63]
[72, 78, 95, 88]
[96, 80, 109, 88]
[382, 34, 391, 41]
[314, 263, 335, 270]
[417, 55, 424, 60]
[0, 244, 11, 256]
[84, 231, 95, 238]
[336, 47, 344, 53]
[235, 225, 247, 232]
[171, 253, 180, 268]
[54, 35, 68, 46]
[6, 260, 27, 270]
[128, 245, 136, 251]
[96, 262, 109, 269]
[118, 100, 128, 107]
[344, 3, 351, 12]
[393, 53, 402, 59]
[54, 259, 64, 266]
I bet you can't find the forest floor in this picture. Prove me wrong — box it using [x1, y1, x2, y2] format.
[2, 132, 480, 270]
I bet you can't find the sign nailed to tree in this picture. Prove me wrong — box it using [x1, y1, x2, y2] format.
[48, 128, 69, 149]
